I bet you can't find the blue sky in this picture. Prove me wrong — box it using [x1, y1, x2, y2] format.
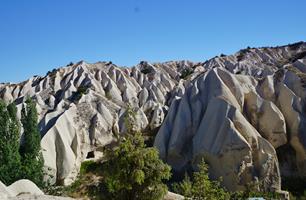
[0, 0, 305, 83]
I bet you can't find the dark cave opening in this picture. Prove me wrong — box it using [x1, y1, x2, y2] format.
[86, 151, 95, 159]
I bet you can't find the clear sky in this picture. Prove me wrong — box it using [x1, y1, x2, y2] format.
[0, 0, 305, 83]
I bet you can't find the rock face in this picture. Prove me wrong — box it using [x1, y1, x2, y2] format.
[164, 192, 184, 200]
[8, 195, 74, 200]
[0, 60, 201, 185]
[0, 179, 74, 200]
[0, 41, 306, 191]
[155, 42, 306, 191]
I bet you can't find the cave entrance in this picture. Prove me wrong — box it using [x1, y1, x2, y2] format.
[86, 151, 95, 159]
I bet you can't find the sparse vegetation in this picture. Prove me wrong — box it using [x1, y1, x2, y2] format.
[77, 85, 88, 95]
[288, 41, 304, 51]
[141, 68, 152, 74]
[180, 68, 194, 79]
[172, 159, 229, 200]
[172, 159, 283, 200]
[46, 68, 57, 77]
[229, 181, 281, 200]
[286, 65, 306, 87]
[236, 53, 244, 62]
[80, 160, 100, 175]
[71, 85, 89, 102]
[105, 91, 112, 100]
[289, 51, 306, 63]
[67, 62, 74, 66]
[236, 48, 253, 62]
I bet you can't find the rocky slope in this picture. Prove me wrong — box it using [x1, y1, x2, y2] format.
[0, 42, 305, 191]
[0, 179, 182, 200]
[155, 42, 306, 191]
[0, 60, 204, 185]
[0, 179, 73, 200]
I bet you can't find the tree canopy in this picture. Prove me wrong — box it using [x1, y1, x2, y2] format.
[101, 131, 171, 200]
[0, 101, 21, 185]
[0, 98, 44, 187]
[20, 98, 44, 187]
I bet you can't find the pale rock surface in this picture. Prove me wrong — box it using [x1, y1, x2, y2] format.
[164, 192, 184, 200]
[0, 42, 306, 192]
[155, 50, 306, 191]
[8, 195, 74, 200]
[0, 180, 72, 200]
[0, 60, 193, 185]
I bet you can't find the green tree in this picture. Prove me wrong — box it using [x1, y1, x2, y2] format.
[102, 132, 171, 200]
[101, 106, 171, 200]
[229, 181, 281, 200]
[173, 159, 229, 200]
[173, 159, 282, 200]
[20, 98, 44, 186]
[0, 101, 22, 185]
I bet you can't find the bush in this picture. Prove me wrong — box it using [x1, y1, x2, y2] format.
[172, 159, 283, 200]
[236, 53, 244, 62]
[180, 68, 194, 80]
[101, 131, 171, 200]
[141, 68, 152, 74]
[172, 159, 229, 200]
[71, 85, 89, 102]
[67, 62, 74, 66]
[229, 181, 281, 200]
[99, 106, 171, 200]
[77, 85, 88, 95]
[80, 160, 100, 175]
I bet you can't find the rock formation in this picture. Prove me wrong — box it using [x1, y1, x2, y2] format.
[155, 42, 306, 191]
[0, 179, 73, 199]
[0, 60, 201, 185]
[0, 41, 305, 192]
[0, 179, 44, 198]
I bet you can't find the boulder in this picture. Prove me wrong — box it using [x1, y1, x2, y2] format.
[0, 179, 44, 198]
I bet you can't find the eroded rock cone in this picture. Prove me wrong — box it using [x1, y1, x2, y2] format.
[155, 66, 306, 192]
